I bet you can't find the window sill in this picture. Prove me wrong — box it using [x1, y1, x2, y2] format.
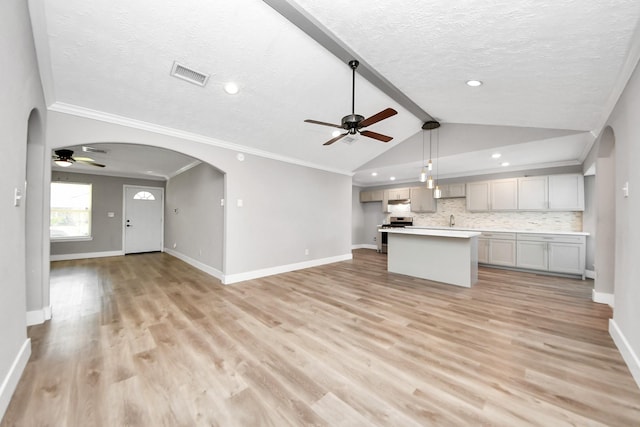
[51, 237, 94, 243]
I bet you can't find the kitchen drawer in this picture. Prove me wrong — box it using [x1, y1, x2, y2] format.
[481, 232, 516, 240]
[517, 233, 584, 244]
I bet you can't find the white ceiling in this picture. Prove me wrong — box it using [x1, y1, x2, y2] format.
[51, 143, 201, 180]
[32, 0, 640, 184]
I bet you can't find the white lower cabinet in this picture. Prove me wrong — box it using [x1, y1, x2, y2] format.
[478, 238, 489, 264]
[479, 232, 516, 267]
[516, 234, 585, 277]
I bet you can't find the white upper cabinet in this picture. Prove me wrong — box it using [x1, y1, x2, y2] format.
[410, 187, 436, 213]
[548, 174, 584, 211]
[466, 182, 490, 211]
[467, 179, 517, 211]
[440, 183, 466, 198]
[518, 176, 549, 210]
[490, 179, 518, 210]
[386, 188, 410, 201]
[516, 174, 584, 211]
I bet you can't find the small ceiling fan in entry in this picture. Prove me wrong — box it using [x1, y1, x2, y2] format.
[305, 59, 398, 146]
[52, 149, 105, 168]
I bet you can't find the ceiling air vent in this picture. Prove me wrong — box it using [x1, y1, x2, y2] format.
[170, 61, 210, 87]
[82, 146, 107, 154]
[342, 136, 358, 145]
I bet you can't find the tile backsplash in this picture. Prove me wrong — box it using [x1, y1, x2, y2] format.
[388, 198, 583, 232]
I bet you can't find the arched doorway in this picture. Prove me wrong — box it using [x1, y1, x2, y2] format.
[25, 108, 51, 325]
[593, 126, 615, 305]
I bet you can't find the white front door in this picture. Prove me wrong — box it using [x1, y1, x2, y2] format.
[124, 186, 164, 254]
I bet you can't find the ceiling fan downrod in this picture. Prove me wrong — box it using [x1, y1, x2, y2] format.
[349, 60, 359, 115]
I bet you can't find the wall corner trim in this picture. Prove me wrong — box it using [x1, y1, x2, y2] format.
[26, 305, 52, 326]
[163, 248, 224, 282]
[0, 338, 31, 420]
[592, 289, 615, 307]
[223, 253, 353, 285]
[585, 269, 596, 279]
[609, 319, 640, 389]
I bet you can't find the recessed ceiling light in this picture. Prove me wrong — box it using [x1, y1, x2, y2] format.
[466, 80, 483, 87]
[501, 162, 510, 167]
[371, 172, 378, 176]
[491, 153, 501, 159]
[390, 176, 396, 181]
[332, 130, 342, 137]
[224, 82, 239, 94]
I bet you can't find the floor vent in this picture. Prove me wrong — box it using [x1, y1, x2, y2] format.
[170, 62, 210, 87]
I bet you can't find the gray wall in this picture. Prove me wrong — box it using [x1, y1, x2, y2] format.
[45, 111, 353, 277]
[602, 54, 640, 379]
[582, 175, 596, 271]
[165, 163, 224, 271]
[352, 185, 365, 245]
[51, 171, 165, 256]
[0, 0, 46, 417]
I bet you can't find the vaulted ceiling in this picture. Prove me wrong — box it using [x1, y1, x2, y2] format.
[34, 0, 640, 185]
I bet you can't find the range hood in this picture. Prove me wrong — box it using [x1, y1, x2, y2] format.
[388, 199, 411, 205]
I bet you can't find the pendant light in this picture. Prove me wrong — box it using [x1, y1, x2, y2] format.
[433, 127, 442, 199]
[419, 130, 427, 182]
[426, 129, 434, 189]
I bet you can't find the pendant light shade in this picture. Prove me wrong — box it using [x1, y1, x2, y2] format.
[420, 167, 427, 183]
[427, 176, 434, 189]
[433, 128, 442, 199]
[433, 185, 442, 199]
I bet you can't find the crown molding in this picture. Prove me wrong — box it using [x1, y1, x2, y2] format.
[48, 102, 355, 177]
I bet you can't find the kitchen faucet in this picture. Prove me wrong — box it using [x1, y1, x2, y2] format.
[449, 214, 455, 227]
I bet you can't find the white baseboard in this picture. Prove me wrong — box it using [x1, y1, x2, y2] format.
[609, 319, 640, 389]
[50, 250, 124, 261]
[0, 339, 31, 421]
[26, 305, 52, 326]
[223, 253, 353, 285]
[592, 289, 615, 307]
[585, 269, 596, 279]
[163, 248, 224, 282]
[352, 244, 377, 250]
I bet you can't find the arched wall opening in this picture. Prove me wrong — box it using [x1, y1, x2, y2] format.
[25, 108, 50, 325]
[48, 141, 227, 281]
[593, 126, 616, 304]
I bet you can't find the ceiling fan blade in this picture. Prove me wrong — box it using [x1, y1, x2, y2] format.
[304, 119, 343, 129]
[76, 159, 106, 168]
[359, 130, 393, 143]
[323, 133, 348, 146]
[358, 108, 398, 128]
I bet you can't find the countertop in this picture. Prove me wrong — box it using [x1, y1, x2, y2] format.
[406, 226, 589, 236]
[379, 228, 482, 239]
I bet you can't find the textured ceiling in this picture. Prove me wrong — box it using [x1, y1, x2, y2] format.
[31, 0, 640, 184]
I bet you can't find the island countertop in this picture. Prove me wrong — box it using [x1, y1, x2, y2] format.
[379, 228, 482, 239]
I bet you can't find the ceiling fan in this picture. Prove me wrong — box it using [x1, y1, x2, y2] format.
[305, 60, 398, 146]
[52, 149, 105, 168]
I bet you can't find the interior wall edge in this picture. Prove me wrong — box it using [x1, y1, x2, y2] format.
[609, 319, 640, 389]
[0, 339, 31, 422]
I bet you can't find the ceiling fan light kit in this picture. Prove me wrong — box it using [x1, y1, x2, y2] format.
[304, 59, 397, 145]
[52, 149, 106, 168]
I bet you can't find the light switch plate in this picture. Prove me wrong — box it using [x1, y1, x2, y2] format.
[237, 199, 243, 207]
[14, 188, 22, 207]
[623, 181, 629, 198]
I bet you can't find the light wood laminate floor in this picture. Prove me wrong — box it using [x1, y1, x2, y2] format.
[3, 250, 639, 426]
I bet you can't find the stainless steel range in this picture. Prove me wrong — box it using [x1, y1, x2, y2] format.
[377, 216, 413, 253]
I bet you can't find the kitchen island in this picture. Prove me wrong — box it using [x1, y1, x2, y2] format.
[380, 228, 482, 287]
